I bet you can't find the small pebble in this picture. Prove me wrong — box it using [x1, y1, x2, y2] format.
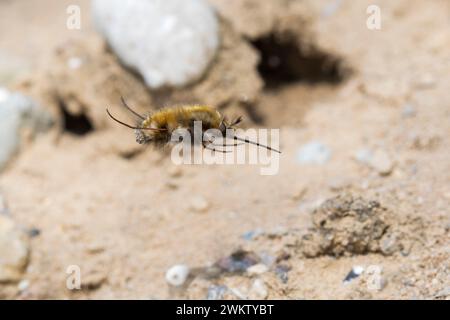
[86, 243, 105, 254]
[189, 196, 210, 213]
[343, 265, 364, 284]
[165, 264, 190, 287]
[0, 87, 9, 102]
[401, 104, 416, 118]
[370, 150, 394, 176]
[274, 264, 290, 283]
[435, 287, 450, 298]
[228, 287, 247, 300]
[18, 279, 30, 292]
[249, 279, 268, 299]
[206, 285, 228, 300]
[67, 57, 83, 70]
[259, 252, 276, 267]
[414, 73, 436, 89]
[241, 229, 263, 241]
[355, 148, 373, 164]
[27, 228, 41, 238]
[81, 270, 107, 290]
[215, 250, 260, 273]
[247, 263, 269, 275]
[165, 180, 179, 190]
[290, 186, 307, 201]
[380, 233, 399, 255]
[296, 141, 332, 165]
[355, 148, 394, 176]
[328, 177, 352, 191]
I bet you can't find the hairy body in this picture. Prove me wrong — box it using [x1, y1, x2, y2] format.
[106, 98, 280, 153]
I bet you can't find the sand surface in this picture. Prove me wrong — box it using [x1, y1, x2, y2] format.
[0, 0, 449, 299]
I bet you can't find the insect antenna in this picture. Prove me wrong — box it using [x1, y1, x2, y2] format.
[120, 96, 145, 120]
[232, 135, 281, 153]
[106, 108, 166, 131]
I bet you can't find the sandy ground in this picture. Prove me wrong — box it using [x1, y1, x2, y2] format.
[0, 0, 449, 299]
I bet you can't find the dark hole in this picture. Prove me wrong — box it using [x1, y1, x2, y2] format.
[58, 98, 93, 135]
[251, 33, 349, 89]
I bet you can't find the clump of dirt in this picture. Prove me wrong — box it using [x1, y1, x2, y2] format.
[299, 193, 424, 257]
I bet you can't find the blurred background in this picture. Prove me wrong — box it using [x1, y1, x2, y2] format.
[0, 0, 449, 299]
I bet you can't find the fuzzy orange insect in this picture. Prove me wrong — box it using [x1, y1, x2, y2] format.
[106, 97, 281, 153]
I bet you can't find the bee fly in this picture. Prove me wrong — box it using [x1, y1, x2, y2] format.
[106, 97, 281, 153]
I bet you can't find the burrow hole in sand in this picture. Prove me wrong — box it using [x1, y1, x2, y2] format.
[58, 97, 94, 135]
[250, 31, 350, 90]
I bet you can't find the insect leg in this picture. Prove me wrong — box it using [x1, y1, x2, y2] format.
[204, 133, 244, 147]
[229, 116, 243, 126]
[202, 141, 232, 153]
[210, 141, 244, 147]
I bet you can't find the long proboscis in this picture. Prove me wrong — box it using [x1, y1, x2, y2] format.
[106, 108, 166, 131]
[232, 136, 281, 153]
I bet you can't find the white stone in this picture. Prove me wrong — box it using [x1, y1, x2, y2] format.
[18, 279, 30, 291]
[189, 196, 210, 213]
[0, 88, 53, 171]
[92, 0, 219, 89]
[355, 148, 373, 164]
[352, 265, 364, 275]
[370, 149, 394, 176]
[296, 141, 331, 165]
[249, 279, 268, 299]
[67, 57, 83, 70]
[247, 263, 269, 275]
[355, 148, 394, 176]
[165, 264, 190, 286]
[0, 87, 9, 102]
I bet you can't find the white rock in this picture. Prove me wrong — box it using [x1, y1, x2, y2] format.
[18, 279, 30, 291]
[296, 141, 331, 165]
[247, 263, 269, 275]
[355, 148, 394, 176]
[189, 196, 210, 213]
[401, 104, 416, 118]
[355, 148, 373, 164]
[0, 88, 53, 170]
[370, 149, 394, 176]
[414, 73, 436, 89]
[92, 0, 219, 89]
[165, 264, 190, 286]
[249, 279, 268, 299]
[343, 265, 365, 284]
[67, 57, 83, 70]
[353, 265, 364, 275]
[0, 215, 30, 282]
[0, 87, 9, 102]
